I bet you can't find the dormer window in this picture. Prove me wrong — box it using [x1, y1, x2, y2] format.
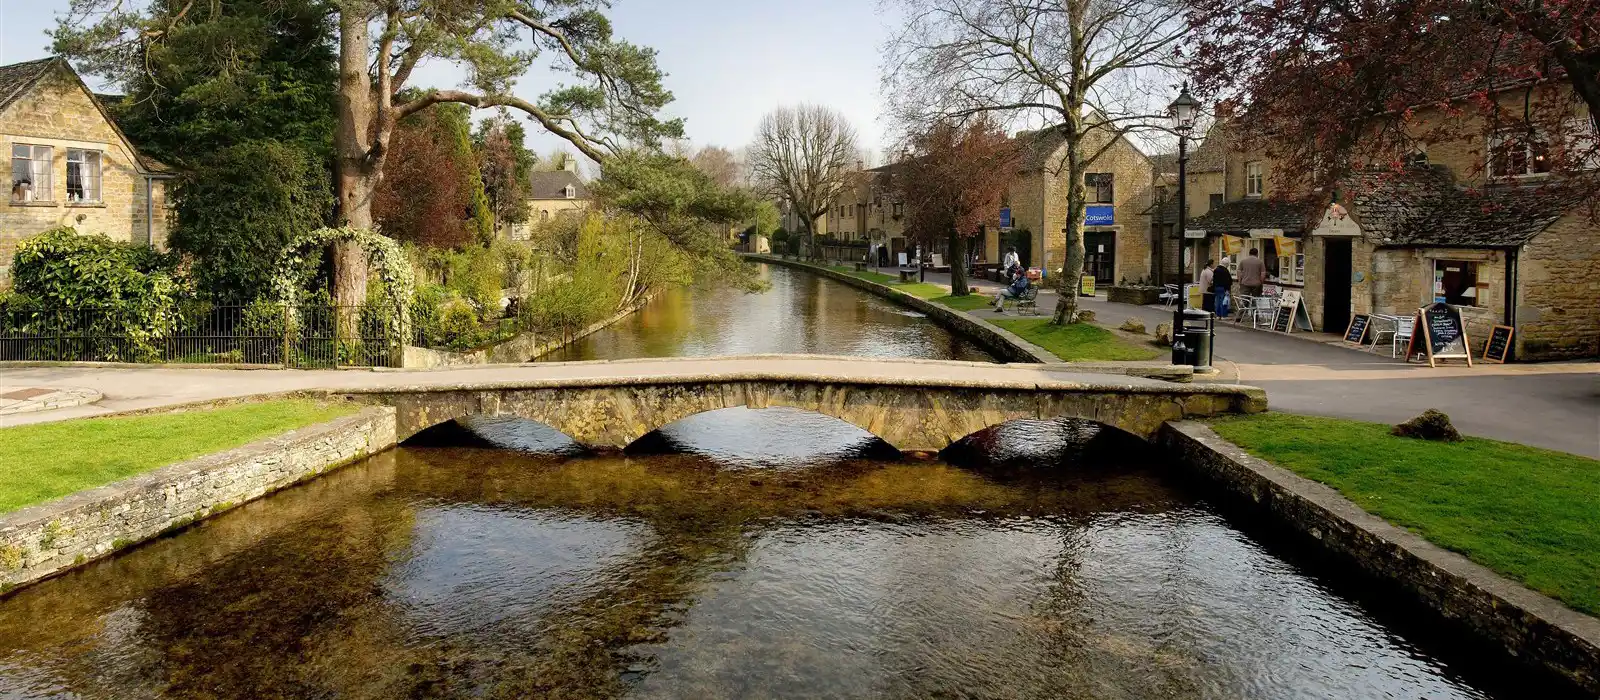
[563, 184, 576, 199]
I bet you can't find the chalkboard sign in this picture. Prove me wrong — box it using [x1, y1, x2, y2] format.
[1482, 325, 1514, 364]
[1272, 306, 1292, 333]
[1410, 303, 1473, 367]
[1343, 314, 1371, 345]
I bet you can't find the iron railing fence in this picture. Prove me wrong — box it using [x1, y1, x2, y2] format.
[0, 302, 403, 368]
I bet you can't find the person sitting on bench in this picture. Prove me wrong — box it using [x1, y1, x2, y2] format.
[992, 267, 1030, 313]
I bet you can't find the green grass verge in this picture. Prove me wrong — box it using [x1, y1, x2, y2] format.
[991, 318, 1162, 361]
[931, 293, 993, 311]
[1209, 413, 1600, 615]
[0, 400, 358, 514]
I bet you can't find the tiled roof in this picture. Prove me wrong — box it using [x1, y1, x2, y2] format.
[1351, 167, 1580, 247]
[1149, 152, 1179, 175]
[1186, 197, 1322, 234]
[0, 57, 58, 113]
[527, 170, 591, 200]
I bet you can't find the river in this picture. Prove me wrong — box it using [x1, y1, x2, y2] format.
[0, 264, 1572, 698]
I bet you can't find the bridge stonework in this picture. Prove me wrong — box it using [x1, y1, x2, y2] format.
[345, 365, 1267, 453]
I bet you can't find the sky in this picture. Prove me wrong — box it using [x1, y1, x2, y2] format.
[0, 0, 899, 158]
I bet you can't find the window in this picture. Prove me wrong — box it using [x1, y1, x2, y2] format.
[563, 184, 576, 199]
[1207, 193, 1223, 211]
[540, 210, 549, 222]
[1245, 161, 1264, 197]
[1489, 130, 1551, 178]
[66, 149, 102, 203]
[1434, 259, 1480, 306]
[10, 144, 52, 202]
[1085, 173, 1114, 203]
[892, 202, 903, 217]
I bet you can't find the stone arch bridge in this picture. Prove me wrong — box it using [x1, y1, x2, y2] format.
[334, 356, 1267, 454]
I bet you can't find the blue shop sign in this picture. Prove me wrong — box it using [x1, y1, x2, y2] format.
[1086, 205, 1114, 226]
[999, 206, 1012, 229]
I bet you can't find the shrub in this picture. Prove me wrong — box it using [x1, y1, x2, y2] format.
[8, 228, 184, 361]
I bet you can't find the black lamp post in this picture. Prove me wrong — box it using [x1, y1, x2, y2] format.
[1169, 84, 1201, 364]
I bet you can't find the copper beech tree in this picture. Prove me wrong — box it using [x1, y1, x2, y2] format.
[895, 118, 1021, 296]
[1184, 0, 1600, 195]
[56, 0, 684, 310]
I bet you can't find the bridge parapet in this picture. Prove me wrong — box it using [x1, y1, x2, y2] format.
[335, 355, 1266, 453]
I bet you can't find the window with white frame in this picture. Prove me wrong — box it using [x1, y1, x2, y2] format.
[66, 149, 102, 203]
[1489, 130, 1551, 178]
[1433, 259, 1480, 306]
[563, 184, 576, 199]
[10, 144, 52, 202]
[1245, 161, 1264, 197]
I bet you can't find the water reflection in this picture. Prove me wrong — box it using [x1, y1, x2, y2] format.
[537, 264, 994, 362]
[0, 447, 1559, 699]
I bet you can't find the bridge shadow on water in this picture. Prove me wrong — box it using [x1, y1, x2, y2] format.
[404, 407, 1149, 472]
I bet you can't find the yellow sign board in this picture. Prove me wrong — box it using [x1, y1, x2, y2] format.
[1079, 275, 1096, 297]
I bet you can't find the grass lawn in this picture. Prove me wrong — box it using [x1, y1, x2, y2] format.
[931, 293, 993, 311]
[1209, 413, 1600, 615]
[0, 400, 357, 514]
[992, 318, 1162, 361]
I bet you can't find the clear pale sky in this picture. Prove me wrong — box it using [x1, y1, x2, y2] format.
[0, 0, 898, 155]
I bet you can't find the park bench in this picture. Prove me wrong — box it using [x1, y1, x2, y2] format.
[1001, 282, 1040, 315]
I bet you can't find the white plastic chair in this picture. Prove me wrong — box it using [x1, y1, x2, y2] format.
[1250, 295, 1279, 329]
[1392, 316, 1416, 358]
[1160, 284, 1180, 307]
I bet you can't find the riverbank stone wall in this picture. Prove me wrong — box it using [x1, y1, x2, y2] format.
[0, 405, 397, 595]
[1160, 421, 1600, 695]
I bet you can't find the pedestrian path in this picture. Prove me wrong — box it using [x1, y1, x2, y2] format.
[0, 386, 101, 416]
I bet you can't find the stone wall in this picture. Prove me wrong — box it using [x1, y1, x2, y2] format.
[402, 297, 651, 368]
[0, 406, 396, 595]
[1517, 210, 1600, 360]
[1160, 422, 1600, 695]
[1, 64, 170, 284]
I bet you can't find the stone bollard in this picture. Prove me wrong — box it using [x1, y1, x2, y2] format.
[1119, 318, 1147, 334]
[1076, 309, 1097, 323]
[1153, 322, 1174, 346]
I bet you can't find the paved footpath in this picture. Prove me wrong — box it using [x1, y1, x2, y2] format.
[871, 264, 1600, 457]
[0, 354, 1240, 424]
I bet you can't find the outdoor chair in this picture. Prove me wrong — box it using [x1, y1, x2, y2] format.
[1160, 284, 1180, 307]
[1248, 295, 1279, 329]
[1392, 316, 1416, 358]
[1002, 282, 1041, 315]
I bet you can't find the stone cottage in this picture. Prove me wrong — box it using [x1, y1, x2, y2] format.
[511, 154, 591, 240]
[1009, 125, 1158, 286]
[1, 57, 174, 283]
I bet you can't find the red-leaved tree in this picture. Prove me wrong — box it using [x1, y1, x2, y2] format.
[896, 117, 1021, 295]
[1184, 0, 1600, 197]
[374, 110, 473, 250]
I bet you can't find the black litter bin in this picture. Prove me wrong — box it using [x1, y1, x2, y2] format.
[1181, 308, 1214, 369]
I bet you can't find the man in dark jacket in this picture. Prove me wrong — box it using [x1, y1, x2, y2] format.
[1211, 262, 1233, 318]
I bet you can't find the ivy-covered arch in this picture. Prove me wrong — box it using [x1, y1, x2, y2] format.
[268, 227, 414, 341]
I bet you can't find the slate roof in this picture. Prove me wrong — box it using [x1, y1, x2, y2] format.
[1351, 167, 1581, 248]
[527, 170, 591, 200]
[1185, 197, 1322, 234]
[0, 57, 58, 113]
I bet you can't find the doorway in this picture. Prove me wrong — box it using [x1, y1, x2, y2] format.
[1084, 231, 1117, 285]
[1322, 238, 1353, 332]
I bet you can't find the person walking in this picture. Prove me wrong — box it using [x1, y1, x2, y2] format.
[1238, 248, 1266, 297]
[1002, 246, 1020, 273]
[1211, 259, 1233, 319]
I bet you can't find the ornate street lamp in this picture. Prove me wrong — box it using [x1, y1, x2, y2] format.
[1169, 84, 1205, 366]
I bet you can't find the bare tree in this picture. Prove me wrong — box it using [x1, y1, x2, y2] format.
[691, 145, 743, 189]
[883, 0, 1185, 323]
[747, 105, 861, 256]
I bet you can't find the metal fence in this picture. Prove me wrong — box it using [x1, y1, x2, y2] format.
[0, 303, 403, 368]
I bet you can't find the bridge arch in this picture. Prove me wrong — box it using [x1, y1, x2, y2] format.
[361, 374, 1262, 455]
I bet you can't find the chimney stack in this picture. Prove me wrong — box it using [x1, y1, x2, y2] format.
[563, 154, 577, 172]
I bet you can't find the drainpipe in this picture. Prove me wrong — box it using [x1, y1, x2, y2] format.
[1503, 246, 1518, 361]
[144, 175, 155, 248]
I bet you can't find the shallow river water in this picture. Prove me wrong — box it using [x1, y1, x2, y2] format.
[0, 265, 1572, 698]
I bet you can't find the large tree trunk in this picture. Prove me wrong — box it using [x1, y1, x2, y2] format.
[949, 230, 969, 295]
[333, 4, 374, 309]
[1053, 132, 1087, 324]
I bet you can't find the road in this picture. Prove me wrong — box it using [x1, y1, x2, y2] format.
[882, 265, 1600, 457]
